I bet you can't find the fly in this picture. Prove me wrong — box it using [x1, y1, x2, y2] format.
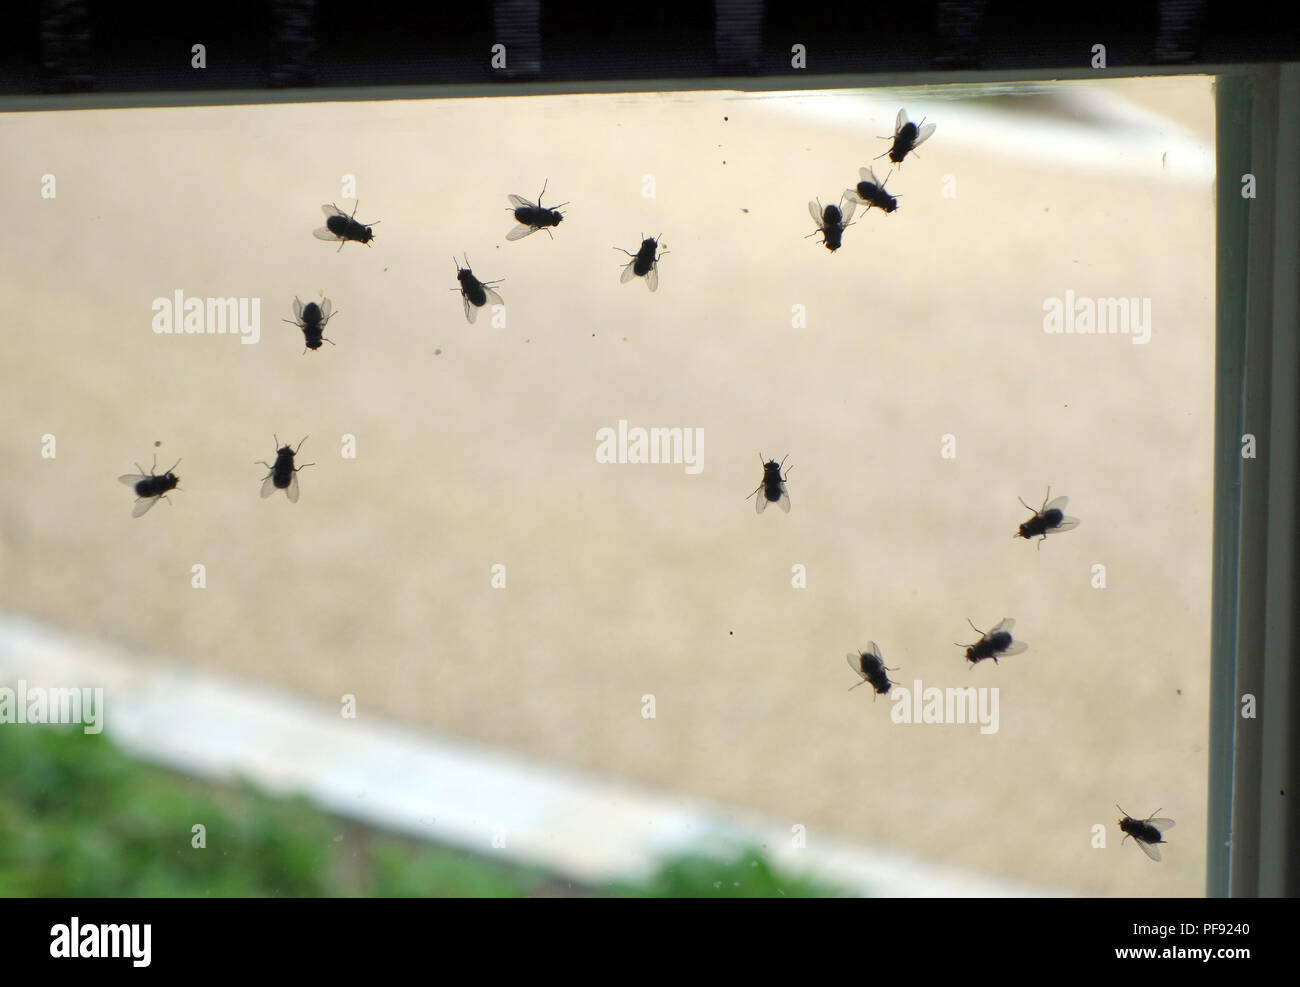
[118, 454, 182, 517]
[615, 235, 667, 291]
[1116, 805, 1175, 861]
[877, 108, 936, 166]
[847, 643, 897, 700]
[257, 435, 313, 503]
[283, 296, 337, 353]
[452, 255, 504, 324]
[807, 196, 855, 251]
[747, 454, 791, 514]
[846, 167, 898, 213]
[957, 617, 1027, 667]
[1016, 487, 1080, 548]
[506, 179, 567, 240]
[313, 201, 379, 251]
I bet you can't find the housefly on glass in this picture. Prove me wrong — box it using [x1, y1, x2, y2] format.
[1016, 487, 1080, 548]
[284, 296, 337, 353]
[506, 179, 567, 240]
[256, 435, 313, 503]
[845, 167, 898, 214]
[1116, 805, 1175, 861]
[806, 196, 855, 252]
[313, 201, 380, 251]
[118, 454, 182, 517]
[615, 235, 667, 291]
[746, 453, 792, 514]
[877, 108, 936, 166]
[451, 255, 504, 324]
[957, 617, 1027, 667]
[846, 643, 897, 700]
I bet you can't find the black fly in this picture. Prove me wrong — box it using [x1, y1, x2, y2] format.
[877, 108, 936, 166]
[506, 179, 567, 241]
[313, 202, 379, 251]
[846, 167, 899, 214]
[257, 435, 313, 503]
[451, 255, 504, 324]
[1116, 805, 1175, 861]
[1016, 487, 1080, 548]
[807, 196, 855, 252]
[118, 454, 182, 517]
[847, 643, 897, 700]
[615, 235, 667, 291]
[746, 453, 792, 514]
[957, 617, 1027, 667]
[284, 296, 337, 353]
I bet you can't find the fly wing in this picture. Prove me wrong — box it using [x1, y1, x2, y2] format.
[313, 226, 341, 241]
[1136, 838, 1162, 862]
[1044, 496, 1069, 513]
[1053, 517, 1081, 533]
[292, 296, 304, 320]
[319, 297, 332, 321]
[286, 471, 301, 503]
[777, 484, 791, 513]
[808, 200, 824, 225]
[846, 652, 866, 676]
[321, 204, 344, 218]
[845, 187, 865, 205]
[755, 489, 768, 514]
[895, 107, 909, 132]
[132, 495, 159, 517]
[260, 474, 277, 498]
[482, 286, 505, 307]
[119, 473, 146, 486]
[1147, 818, 1176, 832]
[990, 618, 1016, 635]
[620, 259, 637, 284]
[507, 194, 535, 209]
[463, 292, 478, 323]
[862, 166, 883, 185]
[865, 641, 883, 661]
[914, 122, 937, 147]
[839, 198, 856, 224]
[1000, 641, 1028, 656]
[645, 265, 659, 292]
[506, 224, 537, 241]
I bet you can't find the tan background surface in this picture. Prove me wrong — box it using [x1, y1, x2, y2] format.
[0, 76, 1214, 895]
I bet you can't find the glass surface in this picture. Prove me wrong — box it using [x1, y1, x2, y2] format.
[0, 75, 1214, 895]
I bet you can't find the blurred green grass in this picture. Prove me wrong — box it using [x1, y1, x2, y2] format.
[0, 727, 846, 897]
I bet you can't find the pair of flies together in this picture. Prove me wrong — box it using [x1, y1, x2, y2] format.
[809, 108, 935, 252]
[454, 181, 569, 322]
[119, 437, 311, 515]
[507, 182, 670, 291]
[310, 198, 507, 326]
[312, 181, 568, 252]
[953, 492, 1076, 664]
[841, 618, 1025, 702]
[808, 167, 900, 250]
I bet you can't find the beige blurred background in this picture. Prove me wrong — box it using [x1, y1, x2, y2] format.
[0, 75, 1214, 895]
